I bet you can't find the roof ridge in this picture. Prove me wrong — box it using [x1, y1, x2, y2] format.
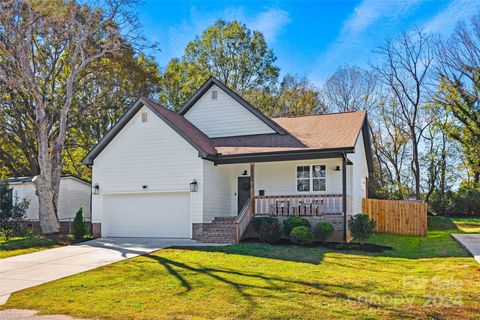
[272, 110, 366, 119]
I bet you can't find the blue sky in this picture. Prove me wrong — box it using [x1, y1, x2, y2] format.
[139, 0, 480, 84]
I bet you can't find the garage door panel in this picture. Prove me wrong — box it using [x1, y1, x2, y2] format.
[103, 192, 191, 238]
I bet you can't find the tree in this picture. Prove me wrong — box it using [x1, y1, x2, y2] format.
[160, 20, 280, 110]
[0, 0, 141, 234]
[434, 16, 480, 188]
[370, 98, 411, 198]
[72, 207, 86, 240]
[321, 65, 379, 112]
[270, 74, 322, 116]
[374, 30, 434, 200]
[0, 179, 29, 239]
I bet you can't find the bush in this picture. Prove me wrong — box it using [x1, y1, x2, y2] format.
[283, 216, 310, 236]
[252, 216, 281, 244]
[430, 188, 480, 216]
[290, 226, 314, 246]
[0, 179, 29, 239]
[314, 222, 334, 243]
[72, 207, 86, 240]
[348, 214, 376, 245]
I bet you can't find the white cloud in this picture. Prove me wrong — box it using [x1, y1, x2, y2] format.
[422, 0, 480, 35]
[249, 8, 291, 43]
[166, 7, 290, 59]
[309, 0, 421, 84]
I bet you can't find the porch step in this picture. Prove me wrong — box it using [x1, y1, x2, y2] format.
[195, 216, 238, 243]
[213, 217, 236, 224]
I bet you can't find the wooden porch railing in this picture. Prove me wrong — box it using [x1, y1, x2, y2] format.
[235, 198, 253, 242]
[254, 194, 343, 216]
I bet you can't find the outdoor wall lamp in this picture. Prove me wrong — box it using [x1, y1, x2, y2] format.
[190, 179, 198, 192]
[335, 166, 341, 171]
[92, 183, 100, 195]
[242, 170, 248, 176]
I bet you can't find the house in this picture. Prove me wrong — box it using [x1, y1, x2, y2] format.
[8, 175, 91, 230]
[83, 77, 373, 243]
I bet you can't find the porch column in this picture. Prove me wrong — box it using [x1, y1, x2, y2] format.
[250, 162, 255, 214]
[342, 155, 347, 242]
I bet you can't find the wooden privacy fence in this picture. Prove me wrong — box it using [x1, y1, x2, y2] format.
[362, 198, 428, 236]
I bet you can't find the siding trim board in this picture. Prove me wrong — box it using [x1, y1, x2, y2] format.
[178, 77, 287, 135]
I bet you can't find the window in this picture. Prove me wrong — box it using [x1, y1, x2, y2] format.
[296, 166, 310, 192]
[296, 165, 326, 192]
[211, 90, 218, 100]
[312, 165, 326, 191]
[141, 112, 148, 123]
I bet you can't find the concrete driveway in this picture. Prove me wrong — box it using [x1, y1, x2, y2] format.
[452, 234, 480, 263]
[0, 238, 219, 304]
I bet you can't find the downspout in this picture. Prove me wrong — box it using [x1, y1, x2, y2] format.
[342, 154, 347, 242]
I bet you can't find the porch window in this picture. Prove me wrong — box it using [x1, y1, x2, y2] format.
[296, 165, 326, 192]
[296, 166, 310, 191]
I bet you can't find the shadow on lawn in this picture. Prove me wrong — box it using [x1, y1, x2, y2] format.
[143, 253, 419, 318]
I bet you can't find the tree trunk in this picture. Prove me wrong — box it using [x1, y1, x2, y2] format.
[411, 128, 421, 200]
[33, 121, 61, 235]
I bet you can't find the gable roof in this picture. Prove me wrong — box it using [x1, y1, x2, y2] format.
[82, 98, 216, 165]
[177, 77, 287, 135]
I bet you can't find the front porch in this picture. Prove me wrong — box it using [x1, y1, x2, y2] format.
[194, 157, 355, 243]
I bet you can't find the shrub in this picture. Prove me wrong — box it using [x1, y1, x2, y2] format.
[252, 216, 281, 244]
[290, 226, 314, 246]
[0, 179, 29, 239]
[72, 207, 86, 240]
[348, 214, 376, 245]
[314, 222, 334, 243]
[283, 216, 310, 236]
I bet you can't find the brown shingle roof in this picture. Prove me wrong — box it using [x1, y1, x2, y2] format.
[212, 111, 367, 155]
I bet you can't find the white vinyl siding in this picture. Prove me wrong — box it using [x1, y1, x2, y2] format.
[9, 177, 91, 221]
[255, 159, 342, 196]
[202, 160, 234, 222]
[91, 106, 203, 232]
[347, 133, 369, 215]
[184, 84, 275, 137]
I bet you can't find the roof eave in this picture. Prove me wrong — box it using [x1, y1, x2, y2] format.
[204, 146, 355, 164]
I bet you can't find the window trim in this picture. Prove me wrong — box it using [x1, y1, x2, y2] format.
[295, 164, 327, 193]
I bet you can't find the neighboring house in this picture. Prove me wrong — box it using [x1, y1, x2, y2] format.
[83, 77, 373, 243]
[8, 175, 91, 222]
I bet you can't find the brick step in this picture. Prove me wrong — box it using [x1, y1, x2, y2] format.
[212, 217, 237, 224]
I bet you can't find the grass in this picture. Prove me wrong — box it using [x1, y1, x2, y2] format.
[0, 234, 92, 259]
[2, 216, 480, 319]
[0, 235, 61, 259]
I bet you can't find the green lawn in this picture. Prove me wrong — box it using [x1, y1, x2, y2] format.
[2, 217, 480, 319]
[0, 236, 61, 259]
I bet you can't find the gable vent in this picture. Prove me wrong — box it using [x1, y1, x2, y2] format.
[211, 90, 218, 100]
[141, 112, 148, 123]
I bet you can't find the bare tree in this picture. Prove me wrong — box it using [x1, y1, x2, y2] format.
[373, 30, 434, 199]
[0, 0, 141, 234]
[321, 65, 379, 112]
[371, 98, 410, 198]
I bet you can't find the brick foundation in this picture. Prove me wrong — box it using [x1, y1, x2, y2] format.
[20, 220, 92, 236]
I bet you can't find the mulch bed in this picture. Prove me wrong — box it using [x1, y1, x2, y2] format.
[242, 238, 392, 253]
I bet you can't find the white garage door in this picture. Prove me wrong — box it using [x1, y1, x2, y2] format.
[103, 192, 191, 238]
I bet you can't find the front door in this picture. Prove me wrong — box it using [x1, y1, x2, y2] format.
[237, 176, 251, 214]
